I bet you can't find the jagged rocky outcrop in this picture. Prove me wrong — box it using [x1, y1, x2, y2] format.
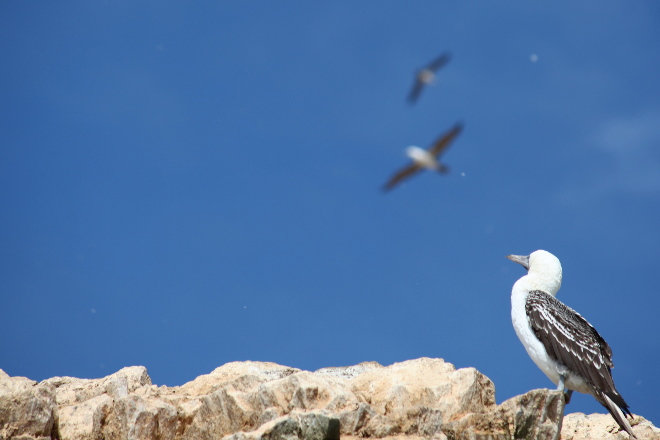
[0, 358, 657, 440]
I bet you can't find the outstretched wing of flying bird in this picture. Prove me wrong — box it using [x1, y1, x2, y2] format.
[383, 163, 422, 192]
[429, 122, 463, 157]
[427, 52, 451, 72]
[407, 80, 425, 105]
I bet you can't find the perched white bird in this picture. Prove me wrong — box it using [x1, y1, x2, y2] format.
[507, 250, 636, 438]
[407, 52, 451, 105]
[382, 122, 462, 191]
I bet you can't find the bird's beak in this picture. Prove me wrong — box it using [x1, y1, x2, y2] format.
[506, 254, 530, 271]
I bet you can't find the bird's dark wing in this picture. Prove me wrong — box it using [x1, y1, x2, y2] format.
[407, 79, 425, 105]
[428, 122, 463, 157]
[427, 52, 451, 72]
[383, 163, 421, 191]
[525, 290, 631, 414]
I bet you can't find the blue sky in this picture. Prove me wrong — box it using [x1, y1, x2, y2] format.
[2, 1, 659, 422]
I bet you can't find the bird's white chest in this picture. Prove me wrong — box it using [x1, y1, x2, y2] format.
[406, 146, 437, 169]
[511, 288, 563, 385]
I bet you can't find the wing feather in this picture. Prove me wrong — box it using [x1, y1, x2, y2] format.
[525, 291, 631, 413]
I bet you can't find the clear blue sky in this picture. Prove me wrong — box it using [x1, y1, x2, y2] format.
[2, 1, 659, 422]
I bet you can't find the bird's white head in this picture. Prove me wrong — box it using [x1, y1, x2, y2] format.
[506, 249, 563, 296]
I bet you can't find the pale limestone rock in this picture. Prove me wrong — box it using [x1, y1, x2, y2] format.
[169, 367, 357, 440]
[315, 362, 383, 379]
[103, 395, 178, 440]
[222, 411, 340, 440]
[42, 366, 151, 407]
[336, 358, 496, 438]
[442, 388, 565, 440]
[1, 359, 657, 440]
[177, 361, 300, 397]
[349, 358, 495, 420]
[562, 412, 660, 440]
[41, 366, 153, 440]
[56, 394, 113, 440]
[0, 369, 56, 440]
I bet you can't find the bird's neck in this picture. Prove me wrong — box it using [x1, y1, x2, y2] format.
[514, 272, 561, 297]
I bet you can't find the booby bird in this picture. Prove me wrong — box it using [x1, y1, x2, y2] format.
[382, 122, 463, 192]
[407, 52, 451, 105]
[507, 250, 636, 438]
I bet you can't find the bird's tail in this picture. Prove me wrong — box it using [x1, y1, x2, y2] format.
[596, 391, 636, 438]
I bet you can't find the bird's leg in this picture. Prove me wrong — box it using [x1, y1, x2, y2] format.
[556, 374, 566, 392]
[556, 374, 573, 404]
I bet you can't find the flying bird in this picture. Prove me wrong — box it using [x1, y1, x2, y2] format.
[506, 250, 636, 438]
[407, 52, 451, 105]
[382, 122, 463, 192]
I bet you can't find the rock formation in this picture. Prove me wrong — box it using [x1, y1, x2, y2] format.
[0, 358, 657, 440]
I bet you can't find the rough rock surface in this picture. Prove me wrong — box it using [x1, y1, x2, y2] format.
[0, 358, 656, 440]
[0, 369, 56, 440]
[562, 412, 658, 440]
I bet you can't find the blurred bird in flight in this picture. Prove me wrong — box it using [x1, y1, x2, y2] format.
[407, 52, 451, 105]
[383, 122, 463, 192]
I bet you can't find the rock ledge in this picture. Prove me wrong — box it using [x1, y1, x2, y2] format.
[0, 358, 657, 440]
